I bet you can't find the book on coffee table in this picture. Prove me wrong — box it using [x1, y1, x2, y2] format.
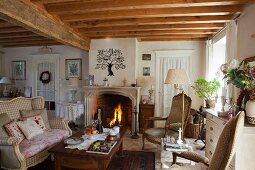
[86, 140, 117, 154]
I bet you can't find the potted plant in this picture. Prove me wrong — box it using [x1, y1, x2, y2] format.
[192, 78, 221, 108]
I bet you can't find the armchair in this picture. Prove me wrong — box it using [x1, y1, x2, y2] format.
[171, 111, 245, 170]
[142, 93, 192, 149]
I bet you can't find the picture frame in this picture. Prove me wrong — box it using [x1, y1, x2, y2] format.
[143, 67, 150, 76]
[65, 59, 82, 80]
[12, 60, 26, 80]
[142, 54, 151, 61]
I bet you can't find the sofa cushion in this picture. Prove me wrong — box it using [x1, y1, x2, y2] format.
[20, 108, 50, 129]
[17, 119, 44, 140]
[19, 129, 69, 158]
[21, 115, 47, 130]
[5, 121, 25, 143]
[0, 113, 12, 137]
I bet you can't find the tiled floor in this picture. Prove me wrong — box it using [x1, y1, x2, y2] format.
[122, 131, 205, 170]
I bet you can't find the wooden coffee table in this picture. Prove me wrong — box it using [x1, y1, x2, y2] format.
[49, 128, 127, 170]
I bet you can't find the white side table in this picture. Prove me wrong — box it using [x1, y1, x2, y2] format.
[55, 102, 84, 123]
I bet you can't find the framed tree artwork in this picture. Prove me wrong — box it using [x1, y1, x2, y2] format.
[12, 60, 26, 80]
[143, 67, 150, 76]
[65, 59, 82, 80]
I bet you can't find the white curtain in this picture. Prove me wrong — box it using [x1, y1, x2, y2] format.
[225, 21, 238, 101]
[155, 51, 190, 121]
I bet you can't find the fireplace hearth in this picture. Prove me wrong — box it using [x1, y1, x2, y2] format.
[94, 94, 132, 128]
[83, 86, 141, 135]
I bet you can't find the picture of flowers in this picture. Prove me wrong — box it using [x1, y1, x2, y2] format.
[65, 59, 82, 80]
[12, 60, 26, 80]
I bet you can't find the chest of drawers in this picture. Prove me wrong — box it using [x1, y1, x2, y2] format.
[205, 109, 255, 170]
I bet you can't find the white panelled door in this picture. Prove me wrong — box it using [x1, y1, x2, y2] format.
[31, 54, 60, 111]
[155, 50, 192, 127]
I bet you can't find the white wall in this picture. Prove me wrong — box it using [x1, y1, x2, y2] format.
[238, 3, 255, 60]
[89, 38, 137, 86]
[2, 45, 89, 102]
[137, 41, 206, 109]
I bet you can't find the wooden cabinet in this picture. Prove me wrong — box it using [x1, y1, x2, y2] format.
[206, 109, 255, 170]
[139, 103, 155, 133]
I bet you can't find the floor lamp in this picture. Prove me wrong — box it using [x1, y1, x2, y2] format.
[164, 69, 190, 143]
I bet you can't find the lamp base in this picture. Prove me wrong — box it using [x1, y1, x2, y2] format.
[70, 90, 77, 103]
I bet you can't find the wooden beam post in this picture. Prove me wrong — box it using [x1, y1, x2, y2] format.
[0, 0, 90, 51]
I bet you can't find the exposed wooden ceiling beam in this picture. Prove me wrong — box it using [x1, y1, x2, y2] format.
[0, 40, 59, 46]
[0, 36, 49, 43]
[60, 5, 242, 22]
[140, 37, 207, 41]
[70, 15, 231, 28]
[91, 34, 209, 39]
[0, 20, 14, 27]
[0, 32, 41, 38]
[0, 26, 28, 33]
[80, 23, 224, 33]
[44, 0, 248, 14]
[87, 29, 216, 38]
[0, 0, 90, 51]
[2, 42, 61, 47]
[32, 0, 110, 4]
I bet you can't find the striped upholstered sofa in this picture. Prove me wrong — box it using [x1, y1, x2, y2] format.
[0, 97, 72, 170]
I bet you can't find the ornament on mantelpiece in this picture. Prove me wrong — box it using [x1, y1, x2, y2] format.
[122, 78, 127, 86]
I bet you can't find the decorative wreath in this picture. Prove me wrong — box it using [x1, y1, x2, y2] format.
[39, 71, 51, 84]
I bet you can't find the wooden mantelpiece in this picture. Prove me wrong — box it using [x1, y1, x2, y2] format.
[83, 86, 141, 135]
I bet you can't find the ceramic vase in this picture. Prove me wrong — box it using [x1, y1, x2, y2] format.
[245, 100, 255, 124]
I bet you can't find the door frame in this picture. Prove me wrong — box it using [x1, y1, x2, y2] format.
[31, 54, 60, 101]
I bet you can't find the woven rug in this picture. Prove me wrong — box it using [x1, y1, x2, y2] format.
[28, 150, 155, 170]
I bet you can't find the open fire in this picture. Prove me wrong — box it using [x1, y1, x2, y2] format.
[109, 104, 122, 127]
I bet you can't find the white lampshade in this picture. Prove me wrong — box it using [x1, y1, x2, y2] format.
[0, 77, 12, 84]
[69, 78, 79, 87]
[165, 69, 190, 85]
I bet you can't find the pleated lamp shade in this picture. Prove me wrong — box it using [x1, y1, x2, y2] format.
[165, 69, 190, 85]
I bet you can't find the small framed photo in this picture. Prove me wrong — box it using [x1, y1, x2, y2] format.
[65, 59, 82, 80]
[12, 60, 26, 80]
[142, 54, 151, 61]
[143, 67, 150, 76]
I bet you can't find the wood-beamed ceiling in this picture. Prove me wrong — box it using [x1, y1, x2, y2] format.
[30, 0, 254, 41]
[0, 0, 254, 48]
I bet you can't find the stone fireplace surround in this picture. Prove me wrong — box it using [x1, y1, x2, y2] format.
[83, 86, 141, 135]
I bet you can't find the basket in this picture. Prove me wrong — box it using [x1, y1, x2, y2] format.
[185, 123, 201, 138]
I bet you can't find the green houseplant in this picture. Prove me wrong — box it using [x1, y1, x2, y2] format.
[192, 78, 221, 108]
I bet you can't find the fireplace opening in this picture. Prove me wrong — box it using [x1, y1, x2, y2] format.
[94, 94, 132, 128]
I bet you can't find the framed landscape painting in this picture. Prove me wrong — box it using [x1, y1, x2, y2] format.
[12, 60, 26, 80]
[65, 59, 82, 80]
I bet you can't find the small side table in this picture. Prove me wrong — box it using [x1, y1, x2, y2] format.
[160, 138, 193, 168]
[55, 102, 84, 123]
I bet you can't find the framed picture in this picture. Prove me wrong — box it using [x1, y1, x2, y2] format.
[142, 54, 151, 61]
[65, 59, 82, 80]
[12, 60, 26, 80]
[143, 67, 150, 76]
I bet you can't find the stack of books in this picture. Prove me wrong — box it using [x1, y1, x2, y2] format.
[164, 142, 189, 152]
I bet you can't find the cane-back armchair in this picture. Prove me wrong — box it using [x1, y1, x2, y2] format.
[171, 111, 245, 170]
[142, 93, 192, 149]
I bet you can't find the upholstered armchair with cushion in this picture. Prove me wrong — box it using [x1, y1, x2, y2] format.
[171, 111, 245, 170]
[142, 93, 192, 149]
[0, 97, 72, 170]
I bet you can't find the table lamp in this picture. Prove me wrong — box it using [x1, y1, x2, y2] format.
[164, 69, 190, 143]
[0, 77, 12, 97]
[69, 78, 79, 103]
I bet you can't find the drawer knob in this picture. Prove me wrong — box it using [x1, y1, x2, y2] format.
[210, 139, 213, 143]
[210, 127, 213, 131]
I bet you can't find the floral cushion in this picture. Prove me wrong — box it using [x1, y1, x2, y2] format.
[4, 121, 25, 143]
[19, 128, 69, 158]
[22, 115, 47, 130]
[17, 119, 44, 140]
